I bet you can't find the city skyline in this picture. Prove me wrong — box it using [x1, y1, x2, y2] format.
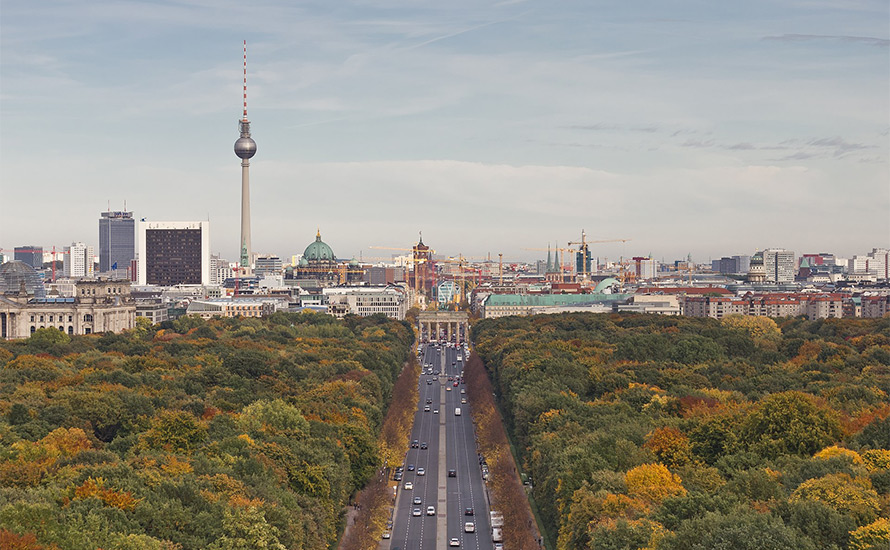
[1, 1, 888, 262]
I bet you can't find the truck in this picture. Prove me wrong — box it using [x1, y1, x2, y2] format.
[490, 510, 504, 542]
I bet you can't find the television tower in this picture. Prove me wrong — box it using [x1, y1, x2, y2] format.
[234, 40, 257, 268]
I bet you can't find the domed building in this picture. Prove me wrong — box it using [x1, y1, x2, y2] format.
[0, 261, 135, 340]
[0, 261, 46, 298]
[747, 252, 766, 283]
[294, 230, 339, 283]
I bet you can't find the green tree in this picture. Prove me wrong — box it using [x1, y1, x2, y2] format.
[741, 392, 842, 458]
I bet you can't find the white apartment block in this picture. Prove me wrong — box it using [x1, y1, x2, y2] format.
[323, 286, 407, 320]
[63, 242, 95, 278]
[763, 248, 796, 283]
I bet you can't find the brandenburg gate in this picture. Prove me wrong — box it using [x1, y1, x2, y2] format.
[417, 311, 469, 343]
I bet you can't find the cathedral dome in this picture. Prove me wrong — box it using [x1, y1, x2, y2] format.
[0, 261, 46, 298]
[303, 230, 335, 262]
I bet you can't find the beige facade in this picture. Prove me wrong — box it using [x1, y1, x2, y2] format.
[1, 279, 136, 339]
[417, 311, 470, 343]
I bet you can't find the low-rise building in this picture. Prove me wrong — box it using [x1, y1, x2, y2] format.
[186, 298, 277, 319]
[323, 285, 407, 319]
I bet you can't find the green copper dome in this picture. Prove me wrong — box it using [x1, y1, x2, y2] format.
[303, 230, 335, 262]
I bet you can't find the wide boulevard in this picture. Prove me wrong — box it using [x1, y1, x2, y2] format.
[387, 343, 495, 550]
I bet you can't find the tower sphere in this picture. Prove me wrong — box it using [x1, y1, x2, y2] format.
[234, 136, 257, 159]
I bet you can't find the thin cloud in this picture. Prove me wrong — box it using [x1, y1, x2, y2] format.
[763, 34, 889, 47]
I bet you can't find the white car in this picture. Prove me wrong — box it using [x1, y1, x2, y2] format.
[464, 522, 475, 532]
[382, 531, 391, 539]
[450, 538, 460, 547]
[417, 467, 425, 476]
[426, 506, 436, 516]
[412, 508, 421, 516]
[404, 482, 413, 490]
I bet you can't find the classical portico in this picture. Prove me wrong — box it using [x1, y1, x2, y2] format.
[417, 311, 470, 343]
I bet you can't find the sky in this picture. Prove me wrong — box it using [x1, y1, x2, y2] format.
[1, 0, 888, 265]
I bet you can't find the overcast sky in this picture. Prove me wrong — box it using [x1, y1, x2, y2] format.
[1, 0, 887, 264]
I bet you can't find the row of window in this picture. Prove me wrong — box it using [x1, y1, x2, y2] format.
[30, 326, 91, 335]
[30, 314, 92, 323]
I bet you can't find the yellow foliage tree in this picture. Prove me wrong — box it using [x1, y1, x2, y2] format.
[625, 463, 686, 503]
[790, 473, 880, 525]
[815, 445, 863, 464]
[848, 517, 890, 550]
[861, 449, 890, 472]
[644, 427, 692, 467]
[721, 315, 780, 343]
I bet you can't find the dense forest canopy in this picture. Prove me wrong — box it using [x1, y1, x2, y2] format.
[0, 312, 414, 549]
[472, 313, 890, 550]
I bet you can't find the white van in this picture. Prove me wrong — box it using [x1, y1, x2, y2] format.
[454, 407, 461, 416]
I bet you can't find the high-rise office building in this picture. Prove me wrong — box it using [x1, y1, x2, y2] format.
[99, 210, 135, 273]
[137, 221, 210, 286]
[762, 248, 796, 283]
[64, 242, 95, 277]
[255, 255, 282, 277]
[14, 246, 43, 269]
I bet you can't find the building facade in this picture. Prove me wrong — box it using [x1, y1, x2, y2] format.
[324, 286, 407, 319]
[762, 248, 796, 283]
[0, 261, 136, 339]
[137, 221, 211, 286]
[99, 210, 135, 273]
[63, 242, 95, 278]
[14, 246, 43, 269]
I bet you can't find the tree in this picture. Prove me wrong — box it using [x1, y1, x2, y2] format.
[789, 473, 881, 526]
[848, 518, 890, 550]
[644, 427, 692, 467]
[741, 392, 842, 458]
[625, 463, 686, 503]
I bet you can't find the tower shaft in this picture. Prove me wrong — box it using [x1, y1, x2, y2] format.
[240, 157, 251, 267]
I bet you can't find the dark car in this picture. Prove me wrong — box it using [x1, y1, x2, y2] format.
[426, 398, 433, 404]
[465, 507, 474, 516]
[408, 464, 415, 471]
[448, 469, 456, 477]
[394, 472, 403, 481]
[411, 440, 419, 448]
[427, 380, 433, 385]
[420, 442, 428, 450]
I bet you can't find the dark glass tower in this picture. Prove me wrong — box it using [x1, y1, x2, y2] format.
[99, 211, 135, 273]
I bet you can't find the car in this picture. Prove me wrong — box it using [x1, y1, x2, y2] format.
[433, 409, 439, 414]
[394, 472, 403, 481]
[412, 508, 421, 516]
[427, 380, 433, 385]
[446, 387, 452, 392]
[382, 531, 391, 539]
[494, 544, 504, 550]
[424, 405, 431, 412]
[420, 442, 428, 449]
[461, 397, 467, 404]
[396, 466, 404, 473]
[450, 538, 460, 547]
[448, 469, 456, 477]
[448, 376, 453, 381]
[413, 496, 422, 505]
[404, 482, 413, 490]
[464, 522, 475, 533]
[453, 382, 459, 387]
[426, 506, 436, 516]
[407, 464, 415, 471]
[411, 440, 419, 448]
[465, 507, 474, 516]
[452, 361, 456, 366]
[417, 467, 425, 476]
[426, 398, 433, 404]
[460, 388, 466, 394]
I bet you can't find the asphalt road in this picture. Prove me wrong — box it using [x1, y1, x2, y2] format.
[388, 343, 495, 550]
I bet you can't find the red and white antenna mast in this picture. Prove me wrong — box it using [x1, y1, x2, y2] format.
[242, 40, 248, 121]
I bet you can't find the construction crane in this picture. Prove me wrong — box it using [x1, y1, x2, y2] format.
[567, 230, 632, 280]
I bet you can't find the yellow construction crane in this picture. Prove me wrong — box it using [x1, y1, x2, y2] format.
[567, 230, 632, 280]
